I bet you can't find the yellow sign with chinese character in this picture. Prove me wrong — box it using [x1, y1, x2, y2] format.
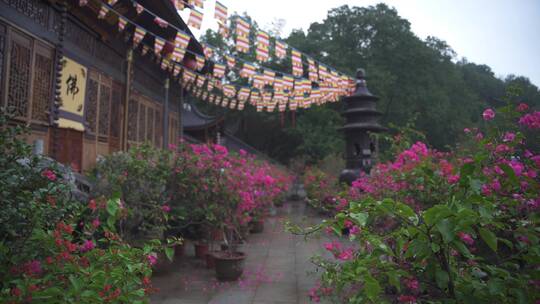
[58, 57, 87, 131]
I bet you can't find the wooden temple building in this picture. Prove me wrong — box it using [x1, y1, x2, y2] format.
[0, 0, 231, 172]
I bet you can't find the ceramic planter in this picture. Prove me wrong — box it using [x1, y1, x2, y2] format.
[194, 242, 209, 259]
[249, 219, 264, 234]
[213, 251, 246, 281]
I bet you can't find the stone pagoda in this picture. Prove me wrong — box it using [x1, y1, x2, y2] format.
[339, 69, 386, 185]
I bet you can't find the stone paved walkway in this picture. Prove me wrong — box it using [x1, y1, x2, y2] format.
[150, 201, 334, 304]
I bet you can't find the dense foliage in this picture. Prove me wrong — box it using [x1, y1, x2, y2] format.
[294, 102, 540, 303]
[0, 114, 161, 303]
[199, 4, 540, 164]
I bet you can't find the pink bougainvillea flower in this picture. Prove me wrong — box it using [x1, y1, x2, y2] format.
[502, 132, 516, 142]
[482, 108, 495, 121]
[41, 169, 57, 181]
[162, 205, 171, 212]
[404, 277, 419, 291]
[343, 219, 354, 228]
[337, 248, 354, 261]
[80, 240, 95, 253]
[463, 128, 471, 133]
[517, 103, 529, 112]
[88, 199, 97, 211]
[147, 253, 158, 265]
[349, 225, 361, 235]
[519, 111, 540, 129]
[447, 175, 460, 184]
[457, 232, 474, 246]
[92, 218, 100, 228]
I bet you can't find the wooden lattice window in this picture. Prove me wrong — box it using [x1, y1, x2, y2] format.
[110, 82, 122, 139]
[127, 98, 138, 141]
[146, 107, 154, 143]
[154, 109, 162, 148]
[6, 30, 31, 118]
[85, 77, 98, 133]
[98, 82, 111, 138]
[31, 44, 53, 121]
[1, 26, 54, 123]
[138, 103, 146, 142]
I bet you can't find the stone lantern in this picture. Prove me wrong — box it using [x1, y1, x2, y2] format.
[339, 69, 386, 185]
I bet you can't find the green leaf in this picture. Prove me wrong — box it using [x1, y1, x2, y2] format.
[106, 197, 120, 216]
[479, 227, 497, 252]
[436, 218, 454, 243]
[487, 278, 503, 295]
[165, 247, 174, 261]
[364, 273, 381, 301]
[350, 212, 369, 226]
[423, 205, 452, 226]
[387, 271, 401, 292]
[435, 269, 449, 290]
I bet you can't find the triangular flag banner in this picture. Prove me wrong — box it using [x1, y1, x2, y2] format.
[283, 75, 294, 91]
[218, 22, 229, 38]
[133, 27, 146, 46]
[239, 62, 256, 79]
[118, 17, 128, 31]
[135, 3, 144, 15]
[291, 50, 303, 77]
[214, 1, 228, 23]
[173, 65, 181, 77]
[308, 58, 318, 82]
[275, 40, 287, 59]
[161, 58, 170, 70]
[154, 17, 169, 28]
[238, 88, 250, 102]
[256, 31, 270, 62]
[225, 55, 236, 69]
[172, 47, 186, 63]
[193, 0, 204, 9]
[173, 0, 185, 10]
[203, 44, 214, 58]
[223, 85, 236, 97]
[253, 74, 265, 89]
[236, 17, 250, 37]
[274, 77, 283, 91]
[207, 79, 215, 91]
[196, 75, 206, 87]
[154, 37, 165, 56]
[98, 5, 110, 19]
[195, 55, 205, 70]
[188, 9, 204, 30]
[175, 31, 191, 49]
[263, 70, 275, 85]
[236, 35, 249, 53]
[213, 63, 226, 78]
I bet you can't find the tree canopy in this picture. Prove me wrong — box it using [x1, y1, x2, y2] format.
[197, 4, 540, 164]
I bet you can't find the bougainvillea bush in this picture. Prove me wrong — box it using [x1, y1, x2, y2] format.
[0, 114, 163, 303]
[167, 143, 291, 251]
[303, 167, 343, 214]
[299, 103, 540, 303]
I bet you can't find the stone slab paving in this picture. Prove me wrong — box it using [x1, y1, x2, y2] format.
[150, 201, 335, 304]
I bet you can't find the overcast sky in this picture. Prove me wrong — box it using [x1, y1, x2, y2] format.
[180, 0, 540, 86]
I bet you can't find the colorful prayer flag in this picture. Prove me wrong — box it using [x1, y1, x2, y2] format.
[214, 1, 228, 23]
[253, 74, 265, 89]
[188, 9, 203, 29]
[195, 55, 205, 70]
[133, 27, 146, 46]
[256, 31, 270, 62]
[263, 69, 275, 86]
[213, 63, 226, 78]
[98, 5, 109, 19]
[193, 0, 204, 9]
[275, 40, 287, 59]
[203, 44, 214, 58]
[308, 58, 318, 82]
[154, 37, 165, 56]
[236, 17, 250, 36]
[118, 16, 128, 31]
[135, 3, 144, 15]
[175, 31, 191, 49]
[218, 22, 229, 38]
[172, 47, 186, 63]
[239, 62, 256, 79]
[225, 55, 235, 69]
[236, 35, 250, 53]
[154, 17, 168, 28]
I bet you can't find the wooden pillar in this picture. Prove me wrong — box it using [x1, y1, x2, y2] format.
[162, 78, 170, 149]
[50, 0, 67, 159]
[178, 86, 184, 142]
[122, 49, 133, 151]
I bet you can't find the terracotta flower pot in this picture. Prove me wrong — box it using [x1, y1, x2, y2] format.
[249, 220, 264, 234]
[194, 242, 209, 259]
[211, 228, 224, 241]
[213, 251, 246, 281]
[174, 243, 185, 258]
[205, 251, 217, 269]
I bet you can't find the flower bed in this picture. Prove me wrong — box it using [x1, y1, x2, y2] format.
[295, 103, 540, 303]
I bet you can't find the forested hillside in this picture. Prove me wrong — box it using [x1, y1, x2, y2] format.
[198, 4, 540, 164]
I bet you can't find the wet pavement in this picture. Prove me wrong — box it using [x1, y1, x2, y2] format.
[150, 200, 333, 304]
